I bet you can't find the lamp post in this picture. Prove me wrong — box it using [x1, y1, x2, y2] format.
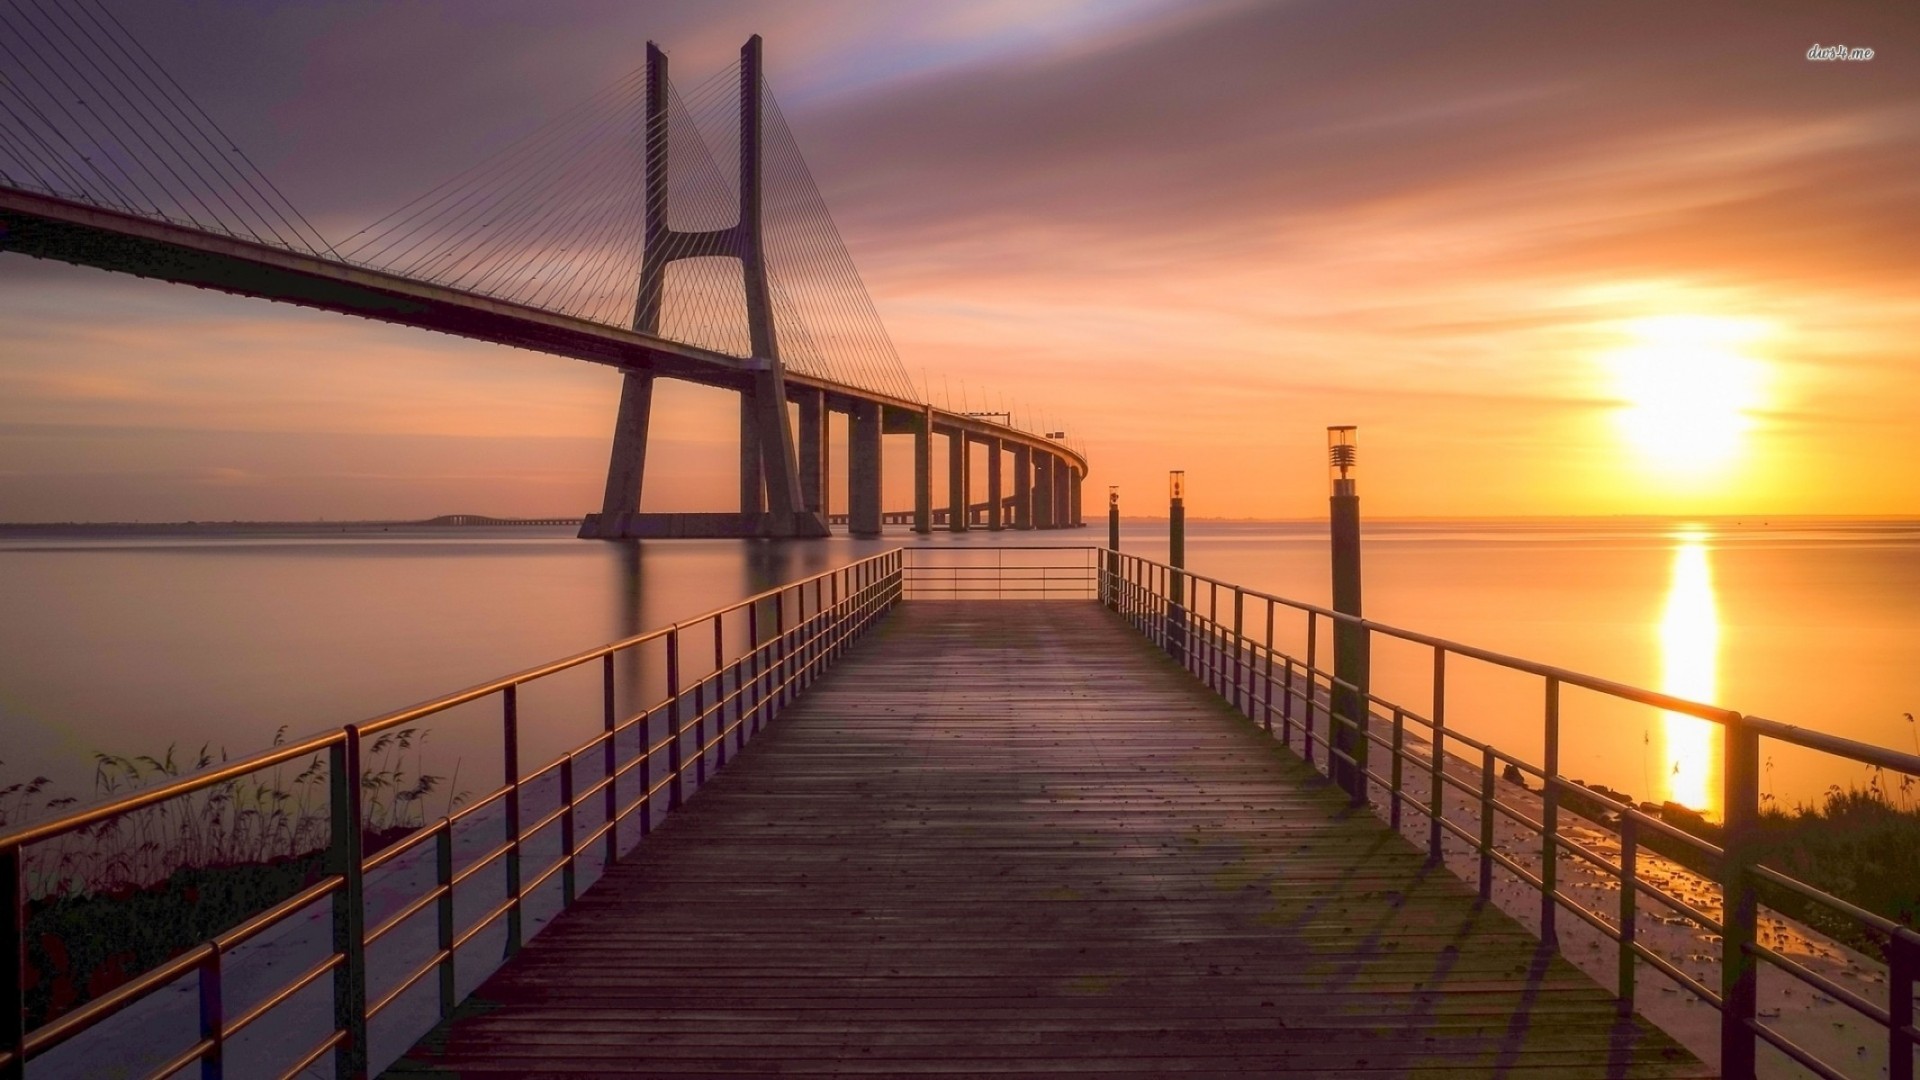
[1167, 471, 1186, 660]
[1106, 485, 1120, 609]
[1328, 426, 1369, 805]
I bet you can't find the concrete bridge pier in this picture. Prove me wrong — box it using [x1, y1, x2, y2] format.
[1034, 454, 1055, 529]
[1012, 445, 1033, 529]
[848, 400, 882, 537]
[946, 429, 970, 533]
[985, 437, 1004, 530]
[1067, 463, 1082, 527]
[797, 388, 827, 519]
[913, 407, 932, 534]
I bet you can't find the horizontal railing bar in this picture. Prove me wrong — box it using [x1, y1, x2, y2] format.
[1752, 863, 1908, 939]
[1746, 715, 1920, 774]
[1112, 550, 1736, 722]
[277, 1029, 344, 1080]
[1487, 846, 1543, 891]
[26, 941, 214, 1054]
[1747, 1017, 1853, 1080]
[217, 875, 342, 952]
[523, 852, 570, 896]
[1555, 888, 1624, 943]
[1748, 941, 1891, 1025]
[447, 783, 512, 826]
[451, 896, 516, 951]
[365, 883, 449, 948]
[142, 1037, 215, 1080]
[365, 816, 449, 872]
[1631, 876, 1725, 936]
[520, 801, 570, 841]
[449, 839, 515, 889]
[367, 947, 452, 1020]
[224, 951, 344, 1039]
[1632, 939, 1723, 1008]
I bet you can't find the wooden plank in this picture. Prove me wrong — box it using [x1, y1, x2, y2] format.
[394, 601, 1712, 1078]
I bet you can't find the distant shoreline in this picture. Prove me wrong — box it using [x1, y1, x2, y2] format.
[0, 515, 583, 537]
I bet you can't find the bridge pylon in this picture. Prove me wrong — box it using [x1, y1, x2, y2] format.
[581, 36, 829, 540]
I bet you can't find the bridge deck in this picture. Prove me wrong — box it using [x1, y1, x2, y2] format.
[395, 601, 1710, 1078]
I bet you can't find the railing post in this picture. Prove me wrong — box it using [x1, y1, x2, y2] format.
[1261, 599, 1275, 734]
[1429, 648, 1447, 865]
[1890, 932, 1916, 1080]
[691, 637, 707, 790]
[560, 757, 577, 906]
[1617, 813, 1638, 1015]
[503, 687, 523, 956]
[1541, 677, 1560, 949]
[328, 729, 369, 1080]
[198, 944, 223, 1080]
[1390, 708, 1404, 830]
[775, 595, 790, 708]
[1304, 615, 1318, 769]
[666, 628, 684, 810]
[1232, 587, 1245, 714]
[715, 617, 729, 768]
[748, 601, 763, 735]
[3, 841, 21, 1080]
[1281, 657, 1295, 748]
[1721, 712, 1761, 1080]
[1478, 746, 1496, 901]
[436, 825, 455, 1019]
[602, 653, 618, 864]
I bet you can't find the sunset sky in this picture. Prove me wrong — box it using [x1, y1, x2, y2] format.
[2, 0, 1916, 521]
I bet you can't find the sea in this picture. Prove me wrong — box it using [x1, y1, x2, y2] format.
[3, 517, 1917, 827]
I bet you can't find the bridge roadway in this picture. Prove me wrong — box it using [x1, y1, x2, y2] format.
[0, 186, 1088, 534]
[395, 601, 1708, 1077]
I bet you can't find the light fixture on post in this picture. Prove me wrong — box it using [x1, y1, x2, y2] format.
[1105, 485, 1121, 609]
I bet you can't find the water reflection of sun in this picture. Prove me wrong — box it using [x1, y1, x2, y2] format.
[1658, 528, 1719, 813]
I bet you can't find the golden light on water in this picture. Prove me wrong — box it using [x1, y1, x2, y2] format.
[1603, 316, 1770, 484]
[1657, 528, 1720, 813]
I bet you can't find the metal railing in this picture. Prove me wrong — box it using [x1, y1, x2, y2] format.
[901, 545, 1098, 600]
[1100, 547, 1918, 1080]
[0, 550, 903, 1080]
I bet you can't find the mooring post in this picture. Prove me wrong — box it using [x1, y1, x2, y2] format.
[1167, 471, 1186, 659]
[1328, 425, 1369, 805]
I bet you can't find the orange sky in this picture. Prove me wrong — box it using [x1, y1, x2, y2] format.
[2, 0, 1916, 521]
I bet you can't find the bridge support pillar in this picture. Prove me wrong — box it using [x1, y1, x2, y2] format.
[1051, 458, 1069, 529]
[913, 407, 932, 534]
[1069, 468, 1082, 527]
[739, 395, 766, 515]
[1034, 454, 1055, 529]
[1013, 445, 1033, 529]
[797, 388, 827, 516]
[947, 429, 970, 532]
[985, 437, 1003, 530]
[596, 371, 655, 519]
[849, 401, 882, 537]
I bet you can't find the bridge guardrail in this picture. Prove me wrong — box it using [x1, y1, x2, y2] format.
[1090, 546, 1918, 1080]
[0, 550, 903, 1080]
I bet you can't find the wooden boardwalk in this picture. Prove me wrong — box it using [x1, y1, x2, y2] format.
[395, 601, 1711, 1078]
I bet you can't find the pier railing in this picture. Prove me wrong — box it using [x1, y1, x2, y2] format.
[0, 550, 903, 1080]
[1093, 547, 1919, 1080]
[900, 545, 1099, 600]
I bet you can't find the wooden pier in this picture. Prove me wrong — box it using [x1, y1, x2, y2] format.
[395, 600, 1710, 1077]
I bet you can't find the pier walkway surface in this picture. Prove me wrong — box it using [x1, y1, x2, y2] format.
[394, 601, 1710, 1078]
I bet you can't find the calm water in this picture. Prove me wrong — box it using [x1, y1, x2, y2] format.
[3, 518, 1916, 823]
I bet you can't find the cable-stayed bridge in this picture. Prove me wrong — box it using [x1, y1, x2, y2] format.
[0, 7, 1087, 538]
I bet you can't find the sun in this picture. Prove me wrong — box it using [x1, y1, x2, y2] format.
[1600, 315, 1769, 479]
